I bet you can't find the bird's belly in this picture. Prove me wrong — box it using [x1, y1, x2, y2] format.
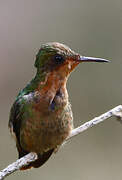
[20, 105, 73, 154]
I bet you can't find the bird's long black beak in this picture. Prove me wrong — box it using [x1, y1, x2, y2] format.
[79, 56, 110, 63]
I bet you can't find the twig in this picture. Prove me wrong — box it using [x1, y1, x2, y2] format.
[0, 153, 38, 180]
[0, 105, 122, 180]
[67, 105, 122, 140]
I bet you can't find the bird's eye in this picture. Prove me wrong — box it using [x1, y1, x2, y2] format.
[54, 54, 65, 65]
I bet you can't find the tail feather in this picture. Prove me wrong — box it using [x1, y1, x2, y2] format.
[16, 143, 54, 170]
[20, 149, 54, 170]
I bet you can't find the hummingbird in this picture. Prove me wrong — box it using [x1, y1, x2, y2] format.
[8, 42, 109, 170]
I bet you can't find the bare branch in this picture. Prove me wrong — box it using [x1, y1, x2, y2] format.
[0, 153, 38, 180]
[67, 105, 122, 140]
[0, 105, 122, 180]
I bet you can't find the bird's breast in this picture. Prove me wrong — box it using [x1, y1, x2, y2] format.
[20, 89, 73, 154]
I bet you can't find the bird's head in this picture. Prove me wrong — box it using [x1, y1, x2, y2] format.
[35, 42, 109, 79]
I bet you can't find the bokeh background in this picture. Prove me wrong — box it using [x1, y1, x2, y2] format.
[0, 0, 122, 179]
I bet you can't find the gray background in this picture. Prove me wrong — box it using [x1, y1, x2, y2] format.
[0, 0, 122, 179]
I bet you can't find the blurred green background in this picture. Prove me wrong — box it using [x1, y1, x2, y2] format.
[0, 0, 122, 179]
